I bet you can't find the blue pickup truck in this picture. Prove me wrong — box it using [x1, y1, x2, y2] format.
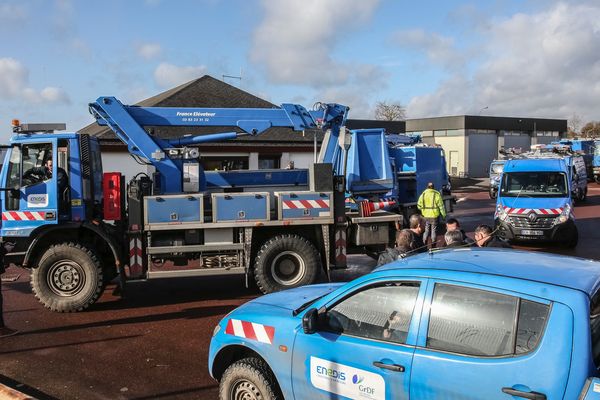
[209, 249, 600, 400]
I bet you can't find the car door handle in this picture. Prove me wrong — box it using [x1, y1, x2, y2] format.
[372, 361, 405, 372]
[502, 387, 546, 400]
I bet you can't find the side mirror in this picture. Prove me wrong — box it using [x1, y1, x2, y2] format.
[302, 308, 319, 334]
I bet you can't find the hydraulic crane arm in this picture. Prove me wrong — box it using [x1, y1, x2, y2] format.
[88, 96, 349, 193]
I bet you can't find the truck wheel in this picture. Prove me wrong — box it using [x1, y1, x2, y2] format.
[565, 228, 579, 249]
[595, 176, 600, 185]
[581, 187, 588, 202]
[31, 242, 104, 312]
[254, 234, 319, 293]
[219, 357, 281, 400]
[489, 188, 497, 199]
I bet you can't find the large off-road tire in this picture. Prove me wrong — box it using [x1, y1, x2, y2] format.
[489, 187, 497, 199]
[254, 234, 320, 294]
[31, 242, 104, 312]
[219, 357, 282, 400]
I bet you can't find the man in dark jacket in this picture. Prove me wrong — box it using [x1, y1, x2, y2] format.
[408, 214, 426, 253]
[0, 241, 18, 338]
[474, 224, 511, 248]
[377, 229, 416, 266]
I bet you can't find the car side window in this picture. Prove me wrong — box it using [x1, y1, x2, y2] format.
[427, 284, 517, 356]
[516, 299, 549, 354]
[427, 284, 550, 357]
[326, 282, 420, 344]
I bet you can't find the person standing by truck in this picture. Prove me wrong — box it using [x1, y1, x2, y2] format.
[417, 182, 446, 248]
[0, 241, 18, 338]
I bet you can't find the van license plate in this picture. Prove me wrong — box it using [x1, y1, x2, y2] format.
[521, 230, 543, 236]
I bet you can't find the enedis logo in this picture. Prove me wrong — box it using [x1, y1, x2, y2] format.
[316, 365, 346, 381]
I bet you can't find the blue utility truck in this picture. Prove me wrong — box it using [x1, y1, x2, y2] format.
[554, 138, 595, 179]
[494, 148, 586, 247]
[488, 160, 505, 199]
[594, 139, 600, 184]
[0, 97, 451, 312]
[209, 248, 600, 400]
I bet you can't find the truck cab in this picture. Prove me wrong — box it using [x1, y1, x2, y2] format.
[488, 160, 505, 199]
[495, 157, 578, 247]
[0, 124, 122, 312]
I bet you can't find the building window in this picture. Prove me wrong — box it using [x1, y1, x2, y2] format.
[434, 130, 447, 137]
[258, 155, 280, 170]
[446, 129, 462, 137]
[202, 156, 249, 171]
[502, 131, 526, 136]
[468, 129, 496, 135]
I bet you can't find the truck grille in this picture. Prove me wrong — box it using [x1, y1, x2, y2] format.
[509, 215, 556, 229]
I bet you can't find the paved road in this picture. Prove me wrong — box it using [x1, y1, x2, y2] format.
[1, 185, 599, 399]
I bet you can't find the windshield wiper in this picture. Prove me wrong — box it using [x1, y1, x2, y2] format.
[293, 293, 328, 316]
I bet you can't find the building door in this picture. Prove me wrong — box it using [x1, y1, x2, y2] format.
[449, 151, 459, 176]
[468, 133, 497, 177]
[503, 132, 531, 154]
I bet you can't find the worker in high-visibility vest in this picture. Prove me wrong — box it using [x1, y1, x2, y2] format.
[417, 182, 446, 248]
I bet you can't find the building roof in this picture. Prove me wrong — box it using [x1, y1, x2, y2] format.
[80, 75, 322, 145]
[405, 115, 567, 133]
[378, 248, 600, 296]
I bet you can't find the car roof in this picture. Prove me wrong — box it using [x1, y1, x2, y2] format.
[378, 248, 600, 297]
[504, 158, 565, 172]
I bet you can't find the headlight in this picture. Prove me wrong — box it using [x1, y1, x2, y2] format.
[555, 204, 572, 225]
[495, 204, 508, 221]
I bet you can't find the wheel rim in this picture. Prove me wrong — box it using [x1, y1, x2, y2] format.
[47, 260, 86, 297]
[230, 379, 263, 400]
[270, 251, 306, 286]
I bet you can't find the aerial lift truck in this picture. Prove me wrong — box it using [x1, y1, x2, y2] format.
[1, 98, 408, 312]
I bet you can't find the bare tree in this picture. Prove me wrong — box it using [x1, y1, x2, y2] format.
[374, 101, 406, 121]
[581, 121, 600, 138]
[568, 113, 583, 137]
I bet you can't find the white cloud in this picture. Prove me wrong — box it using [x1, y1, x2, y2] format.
[0, 3, 27, 23]
[0, 58, 28, 98]
[391, 29, 466, 72]
[153, 62, 207, 88]
[136, 43, 162, 60]
[0, 58, 70, 105]
[406, 2, 600, 121]
[251, 0, 380, 87]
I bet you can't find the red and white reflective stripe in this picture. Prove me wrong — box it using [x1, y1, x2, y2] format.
[282, 199, 330, 209]
[504, 207, 562, 215]
[335, 229, 347, 263]
[129, 238, 143, 269]
[225, 319, 275, 344]
[2, 211, 45, 221]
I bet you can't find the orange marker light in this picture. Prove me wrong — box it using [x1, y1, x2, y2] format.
[278, 345, 288, 353]
[11, 119, 20, 127]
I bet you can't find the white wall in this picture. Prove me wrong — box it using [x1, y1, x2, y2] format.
[433, 136, 467, 177]
[289, 152, 317, 168]
[101, 152, 152, 182]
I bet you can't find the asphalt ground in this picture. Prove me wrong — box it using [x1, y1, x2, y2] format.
[1, 184, 600, 400]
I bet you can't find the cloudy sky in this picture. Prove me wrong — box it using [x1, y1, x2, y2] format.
[0, 0, 599, 140]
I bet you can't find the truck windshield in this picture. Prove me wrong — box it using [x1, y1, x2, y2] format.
[501, 172, 568, 197]
[595, 146, 600, 156]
